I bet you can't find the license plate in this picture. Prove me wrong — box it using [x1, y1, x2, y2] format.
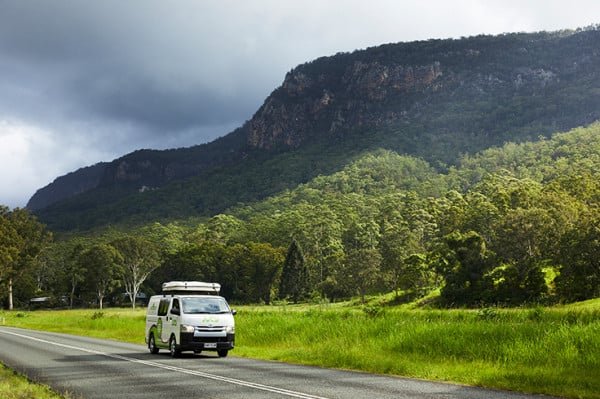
[204, 342, 217, 349]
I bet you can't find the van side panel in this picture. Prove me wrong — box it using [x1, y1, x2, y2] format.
[145, 296, 161, 345]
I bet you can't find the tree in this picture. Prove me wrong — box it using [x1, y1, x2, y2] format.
[111, 235, 161, 308]
[488, 207, 552, 304]
[279, 239, 309, 303]
[151, 243, 210, 290]
[555, 217, 600, 302]
[228, 242, 284, 304]
[60, 240, 88, 309]
[0, 207, 20, 309]
[344, 247, 383, 303]
[342, 217, 383, 303]
[400, 253, 436, 296]
[277, 204, 344, 292]
[438, 231, 494, 306]
[379, 217, 425, 298]
[205, 214, 246, 245]
[139, 222, 186, 256]
[0, 207, 52, 310]
[80, 244, 123, 309]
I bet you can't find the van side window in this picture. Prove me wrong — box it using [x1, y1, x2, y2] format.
[158, 298, 170, 316]
[171, 299, 180, 313]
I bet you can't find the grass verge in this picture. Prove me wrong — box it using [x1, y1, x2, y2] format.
[0, 363, 68, 399]
[1, 299, 599, 399]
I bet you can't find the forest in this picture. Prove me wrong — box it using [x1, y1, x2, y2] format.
[2, 122, 600, 309]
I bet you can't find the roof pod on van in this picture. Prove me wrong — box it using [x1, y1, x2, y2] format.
[161, 281, 221, 295]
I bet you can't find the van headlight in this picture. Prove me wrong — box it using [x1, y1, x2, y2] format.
[180, 324, 195, 333]
[225, 325, 235, 334]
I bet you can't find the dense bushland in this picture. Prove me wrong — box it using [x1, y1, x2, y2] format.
[3, 123, 600, 308]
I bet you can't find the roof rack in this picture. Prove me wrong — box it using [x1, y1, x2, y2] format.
[161, 281, 221, 295]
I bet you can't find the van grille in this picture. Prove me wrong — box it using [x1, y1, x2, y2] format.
[196, 326, 225, 333]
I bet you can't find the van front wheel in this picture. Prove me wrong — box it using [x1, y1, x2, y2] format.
[169, 336, 180, 358]
[148, 333, 159, 354]
[217, 349, 228, 358]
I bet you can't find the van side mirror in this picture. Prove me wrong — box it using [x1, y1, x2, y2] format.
[170, 308, 180, 316]
[231, 309, 237, 316]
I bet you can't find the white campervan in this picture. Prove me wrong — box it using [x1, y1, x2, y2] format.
[145, 281, 236, 357]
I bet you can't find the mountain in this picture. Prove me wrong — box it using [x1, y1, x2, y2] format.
[28, 27, 600, 231]
[26, 162, 108, 211]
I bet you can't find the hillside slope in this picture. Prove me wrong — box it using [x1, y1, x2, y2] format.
[29, 27, 600, 231]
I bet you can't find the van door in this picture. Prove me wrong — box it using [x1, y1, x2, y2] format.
[164, 298, 181, 344]
[157, 297, 171, 344]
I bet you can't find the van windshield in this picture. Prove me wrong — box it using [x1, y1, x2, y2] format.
[181, 297, 230, 314]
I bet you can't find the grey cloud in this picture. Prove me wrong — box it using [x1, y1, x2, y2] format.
[0, 1, 279, 142]
[66, 69, 256, 131]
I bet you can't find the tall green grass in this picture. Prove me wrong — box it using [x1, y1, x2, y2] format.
[0, 309, 146, 343]
[233, 305, 599, 398]
[0, 363, 68, 399]
[1, 300, 599, 399]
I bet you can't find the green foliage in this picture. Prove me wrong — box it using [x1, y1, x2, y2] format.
[147, 240, 285, 304]
[90, 311, 104, 320]
[279, 240, 309, 303]
[437, 231, 494, 306]
[110, 235, 161, 309]
[0, 363, 67, 399]
[80, 243, 123, 309]
[0, 207, 52, 309]
[361, 305, 383, 317]
[555, 216, 600, 302]
[10, 121, 600, 308]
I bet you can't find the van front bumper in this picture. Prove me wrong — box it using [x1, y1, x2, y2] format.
[180, 332, 235, 351]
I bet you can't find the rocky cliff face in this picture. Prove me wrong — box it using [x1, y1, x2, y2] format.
[247, 29, 600, 153]
[248, 60, 443, 150]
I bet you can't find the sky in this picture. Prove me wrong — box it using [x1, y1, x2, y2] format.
[1, 0, 599, 209]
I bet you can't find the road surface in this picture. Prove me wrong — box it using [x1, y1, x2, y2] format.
[0, 327, 558, 399]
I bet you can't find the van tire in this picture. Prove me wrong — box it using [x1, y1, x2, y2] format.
[148, 333, 159, 354]
[169, 336, 180, 358]
[217, 349, 228, 358]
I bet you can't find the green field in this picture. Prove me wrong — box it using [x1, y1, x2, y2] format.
[1, 300, 599, 399]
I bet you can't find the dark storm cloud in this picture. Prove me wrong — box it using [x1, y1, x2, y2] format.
[67, 69, 254, 131]
[0, 1, 276, 142]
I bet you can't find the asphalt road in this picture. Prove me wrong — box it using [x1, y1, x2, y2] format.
[0, 327, 558, 399]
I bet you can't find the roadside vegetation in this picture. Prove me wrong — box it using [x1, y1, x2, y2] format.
[0, 363, 67, 399]
[2, 297, 599, 399]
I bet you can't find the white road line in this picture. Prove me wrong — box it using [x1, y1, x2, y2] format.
[0, 329, 329, 399]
